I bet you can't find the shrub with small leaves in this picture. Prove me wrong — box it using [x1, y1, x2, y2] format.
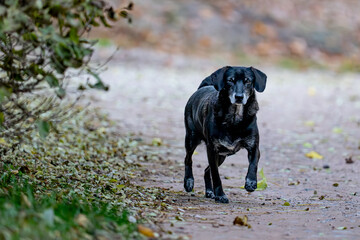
[0, 0, 132, 142]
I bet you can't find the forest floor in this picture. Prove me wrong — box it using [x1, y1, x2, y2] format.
[89, 48, 360, 239]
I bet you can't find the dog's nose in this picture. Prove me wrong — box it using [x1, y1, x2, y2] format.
[235, 95, 243, 102]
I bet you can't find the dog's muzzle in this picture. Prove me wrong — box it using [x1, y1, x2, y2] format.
[231, 93, 248, 105]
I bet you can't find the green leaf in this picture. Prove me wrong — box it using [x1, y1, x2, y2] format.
[22, 32, 38, 42]
[37, 120, 50, 139]
[45, 74, 59, 88]
[69, 27, 79, 44]
[119, 10, 128, 18]
[283, 201, 290, 206]
[55, 87, 66, 99]
[0, 87, 12, 103]
[0, 111, 4, 127]
[303, 142, 313, 148]
[100, 16, 111, 27]
[88, 70, 109, 91]
[332, 127, 343, 134]
[256, 168, 268, 191]
[239, 168, 268, 191]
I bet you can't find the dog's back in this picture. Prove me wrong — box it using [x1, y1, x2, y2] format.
[184, 86, 218, 137]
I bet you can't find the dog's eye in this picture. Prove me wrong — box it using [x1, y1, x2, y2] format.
[228, 78, 235, 83]
[244, 77, 251, 84]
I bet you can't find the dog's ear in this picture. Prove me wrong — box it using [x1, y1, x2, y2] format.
[198, 66, 230, 90]
[251, 67, 267, 92]
[214, 66, 230, 90]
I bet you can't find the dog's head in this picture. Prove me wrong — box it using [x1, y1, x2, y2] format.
[218, 66, 267, 105]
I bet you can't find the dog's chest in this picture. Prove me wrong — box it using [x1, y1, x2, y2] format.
[213, 135, 255, 156]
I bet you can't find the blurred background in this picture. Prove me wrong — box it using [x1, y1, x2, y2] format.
[91, 0, 360, 72]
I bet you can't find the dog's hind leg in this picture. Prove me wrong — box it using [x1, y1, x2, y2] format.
[204, 156, 225, 199]
[184, 131, 201, 192]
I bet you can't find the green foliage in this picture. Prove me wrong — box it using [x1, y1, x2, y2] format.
[0, 173, 141, 239]
[0, 0, 132, 140]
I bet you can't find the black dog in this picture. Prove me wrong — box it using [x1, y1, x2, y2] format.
[183, 66, 267, 203]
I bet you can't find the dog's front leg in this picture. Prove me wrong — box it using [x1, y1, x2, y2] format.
[245, 146, 260, 192]
[206, 145, 229, 203]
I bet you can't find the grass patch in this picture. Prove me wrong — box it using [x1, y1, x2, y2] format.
[0, 172, 141, 239]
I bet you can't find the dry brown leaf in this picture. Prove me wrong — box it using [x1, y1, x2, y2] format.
[345, 156, 354, 164]
[138, 225, 155, 237]
[233, 216, 251, 228]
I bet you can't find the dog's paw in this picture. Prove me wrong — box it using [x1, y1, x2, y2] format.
[215, 195, 229, 203]
[245, 178, 257, 192]
[205, 190, 215, 199]
[184, 178, 194, 192]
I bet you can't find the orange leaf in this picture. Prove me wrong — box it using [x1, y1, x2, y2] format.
[138, 225, 155, 238]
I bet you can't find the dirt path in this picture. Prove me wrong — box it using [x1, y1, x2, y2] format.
[90, 49, 360, 239]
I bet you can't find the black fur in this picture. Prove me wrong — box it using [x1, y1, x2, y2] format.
[184, 66, 267, 203]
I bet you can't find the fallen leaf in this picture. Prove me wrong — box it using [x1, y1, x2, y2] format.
[307, 87, 316, 96]
[303, 142, 313, 148]
[288, 180, 300, 186]
[256, 168, 268, 191]
[233, 216, 251, 228]
[337, 226, 347, 230]
[240, 168, 267, 191]
[305, 151, 323, 159]
[323, 164, 330, 169]
[138, 225, 155, 237]
[152, 137, 162, 146]
[332, 127, 343, 134]
[345, 157, 354, 164]
[333, 183, 339, 187]
[175, 216, 185, 221]
[283, 201, 290, 206]
[304, 121, 315, 127]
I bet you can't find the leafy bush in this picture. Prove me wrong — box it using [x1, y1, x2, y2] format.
[0, 0, 132, 142]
